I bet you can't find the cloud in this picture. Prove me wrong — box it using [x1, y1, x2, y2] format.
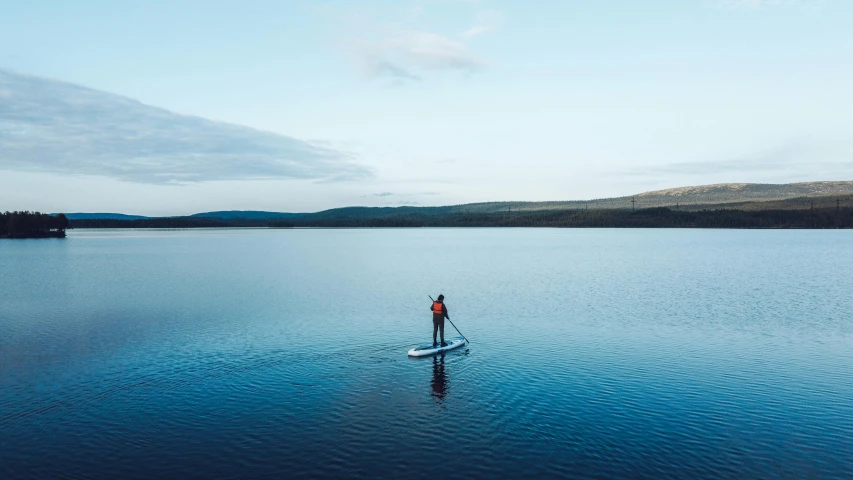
[621, 144, 853, 180]
[344, 5, 499, 83]
[362, 54, 422, 82]
[718, 0, 820, 7]
[388, 32, 486, 73]
[0, 70, 371, 184]
[460, 25, 492, 40]
[360, 190, 440, 199]
[350, 31, 487, 83]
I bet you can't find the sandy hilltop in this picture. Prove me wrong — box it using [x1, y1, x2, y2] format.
[438, 181, 853, 214]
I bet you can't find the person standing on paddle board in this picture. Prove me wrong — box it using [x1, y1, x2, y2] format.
[430, 294, 449, 347]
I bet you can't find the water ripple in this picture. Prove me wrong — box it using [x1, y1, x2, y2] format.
[2, 229, 853, 479]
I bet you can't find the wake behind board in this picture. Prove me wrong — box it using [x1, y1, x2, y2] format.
[408, 337, 465, 357]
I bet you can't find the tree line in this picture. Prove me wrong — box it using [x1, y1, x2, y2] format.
[68, 206, 853, 229]
[1, 212, 69, 238]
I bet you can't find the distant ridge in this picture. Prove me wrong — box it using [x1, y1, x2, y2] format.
[634, 181, 853, 206]
[57, 181, 853, 220]
[63, 213, 149, 220]
[445, 181, 853, 213]
[191, 211, 304, 220]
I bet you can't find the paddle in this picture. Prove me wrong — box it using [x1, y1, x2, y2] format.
[429, 295, 469, 344]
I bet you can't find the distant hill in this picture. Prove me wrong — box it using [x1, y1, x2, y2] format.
[60, 181, 853, 223]
[63, 213, 149, 220]
[68, 199, 853, 230]
[632, 181, 853, 208]
[190, 211, 304, 220]
[431, 181, 853, 213]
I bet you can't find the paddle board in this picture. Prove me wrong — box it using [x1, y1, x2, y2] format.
[408, 337, 466, 357]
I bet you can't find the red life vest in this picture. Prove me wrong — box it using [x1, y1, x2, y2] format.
[432, 301, 443, 315]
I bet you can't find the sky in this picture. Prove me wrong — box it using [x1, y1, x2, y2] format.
[1, 0, 852, 215]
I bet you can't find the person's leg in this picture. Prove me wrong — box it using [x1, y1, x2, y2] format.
[439, 320, 445, 345]
[433, 319, 438, 345]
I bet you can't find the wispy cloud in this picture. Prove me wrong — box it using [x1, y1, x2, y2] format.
[0, 70, 371, 184]
[387, 32, 486, 73]
[349, 31, 487, 83]
[354, 46, 423, 83]
[360, 190, 440, 200]
[343, 4, 500, 83]
[621, 144, 853, 180]
[718, 0, 822, 8]
[460, 25, 493, 40]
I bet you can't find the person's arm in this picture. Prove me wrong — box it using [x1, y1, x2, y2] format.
[443, 304, 449, 320]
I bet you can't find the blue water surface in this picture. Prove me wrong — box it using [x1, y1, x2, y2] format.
[1, 228, 852, 479]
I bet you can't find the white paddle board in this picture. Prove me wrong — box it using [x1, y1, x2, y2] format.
[408, 337, 466, 357]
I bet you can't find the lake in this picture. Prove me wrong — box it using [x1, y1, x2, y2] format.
[1, 228, 852, 479]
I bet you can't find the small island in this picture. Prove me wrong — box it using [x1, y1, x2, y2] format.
[0, 211, 68, 239]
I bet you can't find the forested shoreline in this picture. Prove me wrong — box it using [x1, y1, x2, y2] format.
[1, 212, 68, 238]
[68, 206, 853, 229]
[6, 205, 851, 236]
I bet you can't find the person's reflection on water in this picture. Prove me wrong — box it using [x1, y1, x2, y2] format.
[431, 353, 448, 403]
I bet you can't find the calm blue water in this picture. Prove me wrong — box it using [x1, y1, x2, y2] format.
[2, 228, 852, 479]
